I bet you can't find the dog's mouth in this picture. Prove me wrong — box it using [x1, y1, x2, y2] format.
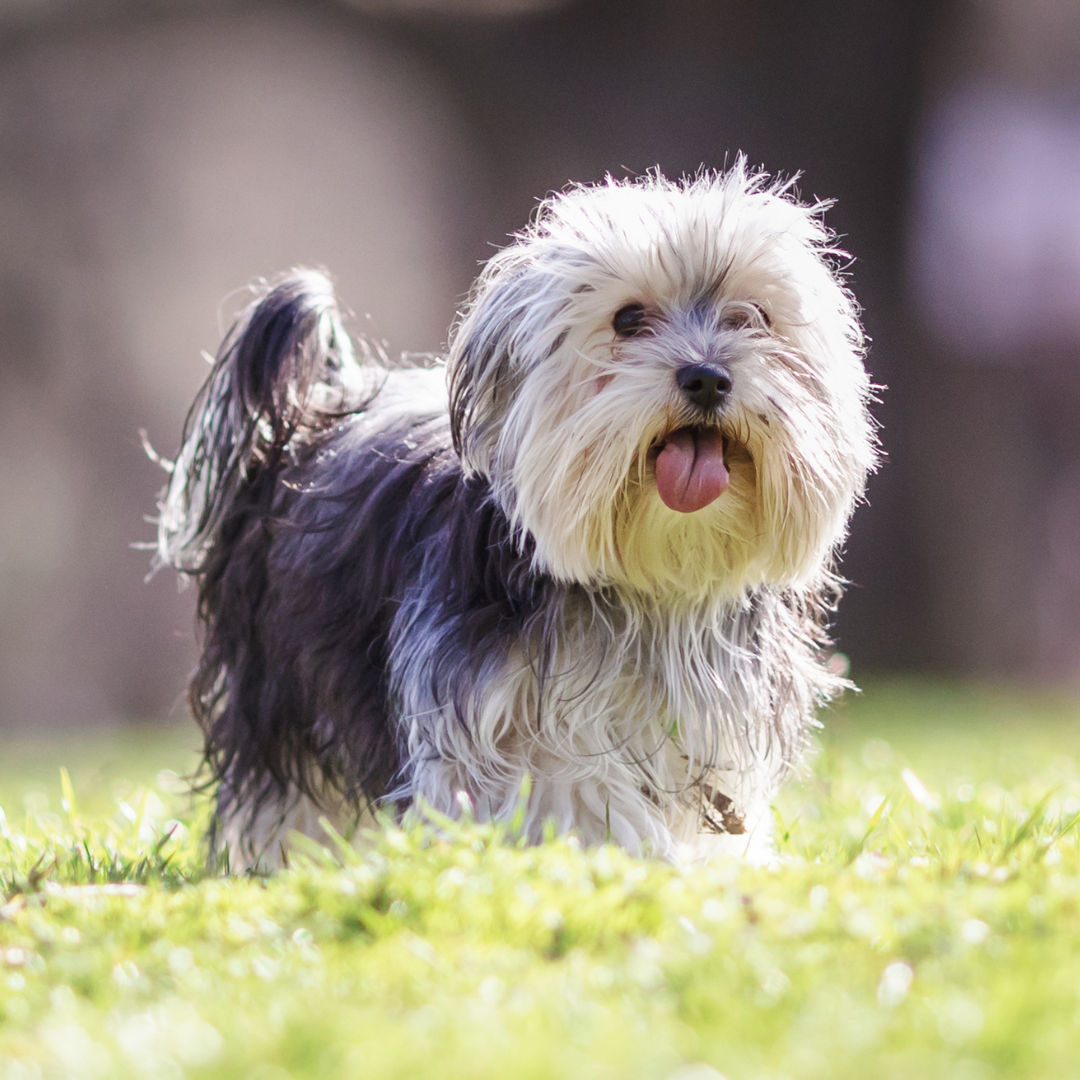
[652, 425, 730, 513]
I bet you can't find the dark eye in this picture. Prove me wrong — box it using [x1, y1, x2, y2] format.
[613, 303, 647, 337]
[722, 303, 770, 330]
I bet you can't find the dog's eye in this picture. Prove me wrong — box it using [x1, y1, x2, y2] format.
[613, 304, 648, 337]
[722, 304, 770, 330]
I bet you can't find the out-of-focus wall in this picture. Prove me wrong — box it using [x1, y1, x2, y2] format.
[13, 0, 1077, 729]
[907, 0, 1080, 678]
[0, 5, 479, 727]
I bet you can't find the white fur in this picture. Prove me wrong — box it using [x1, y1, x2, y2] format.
[450, 165, 874, 597]
[382, 164, 877, 859]
[391, 588, 822, 860]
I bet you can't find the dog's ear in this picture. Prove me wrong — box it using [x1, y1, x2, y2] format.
[446, 274, 518, 475]
[447, 248, 575, 478]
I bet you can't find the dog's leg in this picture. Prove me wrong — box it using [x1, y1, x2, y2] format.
[214, 787, 372, 873]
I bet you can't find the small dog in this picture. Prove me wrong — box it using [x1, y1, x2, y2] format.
[155, 163, 875, 870]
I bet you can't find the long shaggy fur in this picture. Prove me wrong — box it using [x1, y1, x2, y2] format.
[155, 164, 876, 870]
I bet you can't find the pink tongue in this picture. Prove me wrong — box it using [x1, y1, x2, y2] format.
[655, 427, 730, 513]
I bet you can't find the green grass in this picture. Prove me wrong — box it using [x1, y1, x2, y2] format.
[3, 680, 1080, 1079]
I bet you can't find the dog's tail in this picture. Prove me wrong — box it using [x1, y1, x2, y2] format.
[154, 269, 373, 574]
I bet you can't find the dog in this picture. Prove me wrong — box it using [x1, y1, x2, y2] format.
[154, 162, 875, 870]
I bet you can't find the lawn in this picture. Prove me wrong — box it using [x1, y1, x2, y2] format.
[2, 679, 1080, 1080]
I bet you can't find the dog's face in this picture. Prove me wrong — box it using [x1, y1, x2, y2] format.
[448, 166, 876, 598]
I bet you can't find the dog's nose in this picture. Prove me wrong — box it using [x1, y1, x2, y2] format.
[676, 363, 732, 411]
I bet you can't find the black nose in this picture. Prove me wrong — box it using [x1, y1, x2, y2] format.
[676, 363, 732, 411]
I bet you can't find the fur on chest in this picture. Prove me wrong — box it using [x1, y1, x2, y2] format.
[387, 577, 825, 855]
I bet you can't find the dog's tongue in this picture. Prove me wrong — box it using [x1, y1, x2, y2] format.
[655, 427, 729, 513]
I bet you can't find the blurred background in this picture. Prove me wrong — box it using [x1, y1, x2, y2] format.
[1, 0, 1078, 732]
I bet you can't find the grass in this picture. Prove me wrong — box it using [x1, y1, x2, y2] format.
[2, 679, 1080, 1079]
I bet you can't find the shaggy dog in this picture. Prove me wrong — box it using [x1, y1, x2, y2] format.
[155, 163, 875, 870]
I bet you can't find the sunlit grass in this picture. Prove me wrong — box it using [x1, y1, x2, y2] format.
[1, 680, 1080, 1079]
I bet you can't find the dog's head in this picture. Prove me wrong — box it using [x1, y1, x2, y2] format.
[447, 164, 876, 599]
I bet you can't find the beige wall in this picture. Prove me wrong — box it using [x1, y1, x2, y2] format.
[0, 7, 477, 726]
